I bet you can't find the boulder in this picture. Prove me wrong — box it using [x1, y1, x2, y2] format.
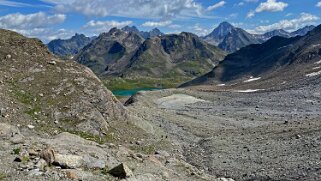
[83, 155, 106, 169]
[0, 123, 20, 139]
[54, 154, 83, 169]
[108, 163, 133, 178]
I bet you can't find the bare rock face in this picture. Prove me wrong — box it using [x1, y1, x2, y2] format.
[0, 29, 127, 136]
[54, 154, 83, 169]
[0, 123, 19, 139]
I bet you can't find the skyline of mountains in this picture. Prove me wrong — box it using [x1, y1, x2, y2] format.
[74, 27, 226, 84]
[47, 22, 316, 56]
[181, 24, 321, 89]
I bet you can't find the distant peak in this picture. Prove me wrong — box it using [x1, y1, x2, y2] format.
[151, 28, 160, 31]
[218, 21, 233, 27]
[109, 27, 120, 34]
[122, 25, 139, 31]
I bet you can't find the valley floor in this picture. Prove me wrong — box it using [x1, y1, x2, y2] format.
[127, 82, 321, 181]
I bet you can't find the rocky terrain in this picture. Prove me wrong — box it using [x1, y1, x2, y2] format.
[47, 34, 94, 57]
[75, 27, 145, 76]
[203, 22, 315, 53]
[203, 22, 262, 53]
[126, 80, 321, 181]
[0, 29, 227, 181]
[75, 28, 226, 89]
[121, 26, 164, 39]
[2, 21, 321, 181]
[182, 24, 321, 89]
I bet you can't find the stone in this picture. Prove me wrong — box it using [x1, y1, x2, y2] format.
[66, 170, 78, 180]
[108, 163, 133, 178]
[83, 155, 105, 169]
[27, 125, 35, 129]
[29, 168, 43, 176]
[0, 123, 20, 139]
[14, 157, 22, 162]
[48, 61, 56, 65]
[54, 154, 83, 169]
[35, 159, 47, 170]
[218, 178, 235, 181]
[135, 141, 143, 145]
[39, 147, 55, 165]
[0, 108, 6, 117]
[155, 150, 170, 157]
[10, 134, 25, 144]
[6, 54, 11, 59]
[28, 149, 39, 156]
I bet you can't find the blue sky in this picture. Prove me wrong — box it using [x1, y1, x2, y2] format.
[0, 0, 320, 42]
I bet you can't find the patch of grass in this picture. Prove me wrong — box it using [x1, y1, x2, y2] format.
[12, 147, 21, 155]
[0, 172, 6, 180]
[24, 106, 42, 120]
[129, 144, 156, 155]
[22, 156, 30, 163]
[14, 90, 34, 105]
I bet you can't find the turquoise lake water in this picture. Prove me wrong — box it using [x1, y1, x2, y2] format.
[112, 88, 161, 97]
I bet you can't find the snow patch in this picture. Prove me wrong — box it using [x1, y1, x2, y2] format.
[217, 84, 226, 86]
[244, 77, 261, 83]
[311, 44, 321, 48]
[306, 70, 321, 77]
[234, 89, 264, 93]
[314, 60, 321, 65]
[155, 94, 209, 109]
[312, 66, 321, 70]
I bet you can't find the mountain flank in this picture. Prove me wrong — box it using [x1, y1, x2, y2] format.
[47, 33, 94, 57]
[182, 24, 321, 90]
[75, 28, 226, 89]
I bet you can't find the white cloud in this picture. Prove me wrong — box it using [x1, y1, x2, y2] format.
[0, 12, 65, 29]
[256, 0, 288, 13]
[317, 1, 321, 7]
[286, 13, 293, 17]
[0, 0, 32, 7]
[247, 11, 255, 18]
[142, 20, 172, 27]
[83, 20, 133, 34]
[207, 1, 226, 11]
[168, 24, 182, 29]
[41, 0, 203, 19]
[192, 24, 211, 36]
[252, 13, 319, 33]
[238, 0, 258, 6]
[0, 12, 67, 42]
[248, 0, 288, 18]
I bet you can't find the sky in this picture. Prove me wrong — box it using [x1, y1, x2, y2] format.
[0, 0, 320, 42]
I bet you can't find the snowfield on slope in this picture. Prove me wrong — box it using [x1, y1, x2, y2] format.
[155, 94, 209, 109]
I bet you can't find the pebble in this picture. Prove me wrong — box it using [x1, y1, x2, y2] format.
[27, 125, 35, 129]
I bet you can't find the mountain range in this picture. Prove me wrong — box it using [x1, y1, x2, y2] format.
[47, 33, 95, 57]
[46, 22, 317, 89]
[47, 22, 316, 57]
[203, 22, 315, 53]
[181, 24, 321, 89]
[75, 28, 226, 87]
[121, 26, 164, 39]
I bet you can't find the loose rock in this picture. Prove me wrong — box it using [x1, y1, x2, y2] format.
[108, 163, 133, 178]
